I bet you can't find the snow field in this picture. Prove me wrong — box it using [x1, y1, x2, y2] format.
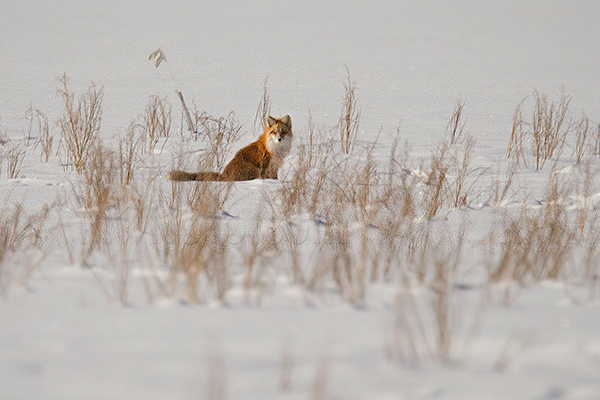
[2, 1, 600, 399]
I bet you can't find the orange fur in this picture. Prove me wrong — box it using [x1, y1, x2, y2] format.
[169, 115, 292, 182]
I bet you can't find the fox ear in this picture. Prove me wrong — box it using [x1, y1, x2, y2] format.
[280, 115, 291, 129]
[266, 116, 277, 128]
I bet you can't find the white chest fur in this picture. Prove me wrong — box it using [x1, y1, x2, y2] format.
[266, 134, 292, 160]
[265, 134, 292, 177]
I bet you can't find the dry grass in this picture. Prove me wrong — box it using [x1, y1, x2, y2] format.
[277, 143, 314, 220]
[263, 119, 484, 306]
[339, 69, 360, 154]
[5, 141, 26, 179]
[148, 180, 233, 304]
[7, 74, 599, 320]
[105, 206, 136, 305]
[254, 77, 271, 134]
[119, 122, 143, 185]
[424, 141, 450, 219]
[373, 180, 416, 280]
[0, 202, 52, 295]
[63, 132, 236, 304]
[489, 162, 518, 207]
[384, 223, 478, 365]
[4, 79, 600, 400]
[194, 111, 244, 172]
[80, 144, 118, 254]
[314, 203, 364, 304]
[508, 91, 579, 170]
[574, 159, 597, 235]
[64, 140, 138, 271]
[449, 134, 477, 208]
[507, 100, 527, 167]
[84, 173, 156, 304]
[447, 99, 466, 145]
[531, 91, 571, 170]
[57, 74, 103, 173]
[292, 143, 387, 304]
[485, 173, 577, 288]
[581, 212, 600, 300]
[595, 123, 600, 158]
[181, 216, 230, 304]
[6, 76, 600, 400]
[573, 112, 591, 164]
[268, 111, 486, 304]
[305, 111, 319, 168]
[130, 172, 160, 235]
[25, 107, 53, 162]
[142, 95, 171, 153]
[240, 204, 281, 304]
[74, 105, 242, 305]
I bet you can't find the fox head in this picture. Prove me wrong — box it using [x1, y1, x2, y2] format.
[265, 115, 293, 154]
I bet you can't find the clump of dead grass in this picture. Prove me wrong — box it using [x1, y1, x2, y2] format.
[148, 181, 233, 304]
[254, 77, 271, 134]
[57, 74, 103, 174]
[507, 99, 527, 167]
[508, 91, 577, 170]
[338, 69, 360, 154]
[447, 99, 466, 145]
[383, 222, 481, 365]
[0, 202, 52, 295]
[118, 122, 143, 185]
[5, 141, 26, 179]
[25, 107, 53, 162]
[483, 173, 577, 296]
[194, 111, 244, 172]
[142, 95, 171, 153]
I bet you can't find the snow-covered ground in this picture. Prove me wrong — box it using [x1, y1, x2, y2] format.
[1, 1, 600, 399]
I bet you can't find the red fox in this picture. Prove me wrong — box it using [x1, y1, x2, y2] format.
[169, 115, 292, 181]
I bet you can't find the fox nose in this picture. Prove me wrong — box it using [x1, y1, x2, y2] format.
[278, 137, 282, 142]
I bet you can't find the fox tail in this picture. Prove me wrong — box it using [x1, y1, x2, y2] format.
[168, 170, 223, 181]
